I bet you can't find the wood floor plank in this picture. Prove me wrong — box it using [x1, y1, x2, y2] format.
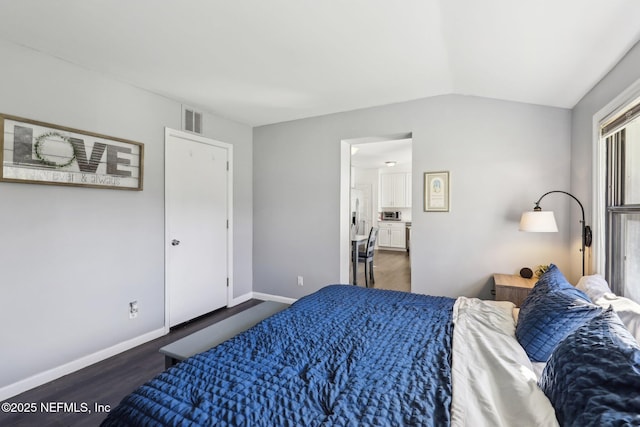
[352, 249, 411, 292]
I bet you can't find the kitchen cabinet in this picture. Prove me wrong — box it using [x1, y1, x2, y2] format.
[378, 222, 406, 249]
[380, 173, 411, 208]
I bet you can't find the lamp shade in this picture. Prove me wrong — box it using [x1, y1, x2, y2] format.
[519, 211, 558, 232]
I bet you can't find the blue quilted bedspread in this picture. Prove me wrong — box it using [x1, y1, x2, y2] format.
[102, 285, 455, 426]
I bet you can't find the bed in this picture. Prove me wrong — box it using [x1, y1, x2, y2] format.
[102, 266, 640, 426]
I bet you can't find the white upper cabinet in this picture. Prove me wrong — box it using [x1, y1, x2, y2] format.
[380, 173, 411, 208]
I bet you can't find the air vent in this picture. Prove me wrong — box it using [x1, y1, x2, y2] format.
[182, 106, 203, 134]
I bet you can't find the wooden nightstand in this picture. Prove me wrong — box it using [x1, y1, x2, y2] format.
[493, 274, 537, 307]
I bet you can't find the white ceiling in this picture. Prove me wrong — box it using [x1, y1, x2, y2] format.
[1, 1, 639, 127]
[351, 139, 412, 170]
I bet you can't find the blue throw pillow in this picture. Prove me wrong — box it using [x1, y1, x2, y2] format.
[539, 308, 640, 426]
[515, 264, 601, 362]
[533, 264, 592, 302]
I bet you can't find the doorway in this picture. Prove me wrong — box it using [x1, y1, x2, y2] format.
[340, 133, 412, 292]
[165, 128, 233, 328]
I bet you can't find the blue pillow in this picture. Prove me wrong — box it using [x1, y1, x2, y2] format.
[533, 264, 592, 302]
[515, 264, 601, 361]
[539, 308, 640, 426]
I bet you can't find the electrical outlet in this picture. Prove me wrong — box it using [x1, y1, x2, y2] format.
[129, 301, 138, 319]
[297, 276, 304, 287]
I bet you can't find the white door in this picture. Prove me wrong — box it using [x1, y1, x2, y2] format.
[380, 174, 394, 207]
[165, 129, 231, 327]
[392, 174, 406, 207]
[390, 226, 406, 248]
[378, 226, 391, 246]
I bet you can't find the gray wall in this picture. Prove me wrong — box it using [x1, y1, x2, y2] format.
[0, 41, 253, 392]
[571, 40, 640, 277]
[254, 95, 572, 298]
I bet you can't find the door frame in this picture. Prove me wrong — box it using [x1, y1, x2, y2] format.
[340, 133, 412, 286]
[164, 128, 233, 332]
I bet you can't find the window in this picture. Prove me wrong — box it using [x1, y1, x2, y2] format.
[602, 101, 640, 302]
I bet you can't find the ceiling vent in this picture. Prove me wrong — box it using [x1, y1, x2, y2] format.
[182, 106, 203, 134]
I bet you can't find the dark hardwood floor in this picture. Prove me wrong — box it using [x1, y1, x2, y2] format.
[0, 299, 263, 427]
[351, 249, 411, 292]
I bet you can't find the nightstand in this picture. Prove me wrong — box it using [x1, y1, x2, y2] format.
[493, 274, 537, 307]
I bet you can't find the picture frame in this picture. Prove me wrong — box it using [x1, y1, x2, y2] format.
[0, 114, 143, 190]
[424, 171, 449, 212]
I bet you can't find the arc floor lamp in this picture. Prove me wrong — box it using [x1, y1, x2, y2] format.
[519, 190, 592, 276]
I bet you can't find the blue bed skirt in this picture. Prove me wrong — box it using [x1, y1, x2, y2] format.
[102, 285, 455, 426]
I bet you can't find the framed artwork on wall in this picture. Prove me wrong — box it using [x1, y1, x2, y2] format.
[424, 171, 449, 212]
[0, 114, 144, 190]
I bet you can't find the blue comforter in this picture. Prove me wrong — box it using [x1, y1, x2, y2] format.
[102, 285, 455, 426]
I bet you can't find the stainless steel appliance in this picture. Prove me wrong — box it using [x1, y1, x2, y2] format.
[381, 211, 402, 221]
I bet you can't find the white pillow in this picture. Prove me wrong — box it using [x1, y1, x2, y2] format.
[577, 275, 640, 343]
[576, 274, 611, 302]
[594, 293, 640, 344]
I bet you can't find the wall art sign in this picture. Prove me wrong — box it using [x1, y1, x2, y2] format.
[424, 171, 450, 212]
[0, 114, 144, 190]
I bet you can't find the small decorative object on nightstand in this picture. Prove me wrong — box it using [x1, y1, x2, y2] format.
[519, 267, 533, 279]
[494, 273, 537, 307]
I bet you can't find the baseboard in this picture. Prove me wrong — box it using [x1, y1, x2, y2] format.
[252, 292, 297, 305]
[0, 327, 166, 402]
[229, 291, 253, 307]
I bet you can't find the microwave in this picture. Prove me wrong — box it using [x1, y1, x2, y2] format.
[381, 211, 402, 221]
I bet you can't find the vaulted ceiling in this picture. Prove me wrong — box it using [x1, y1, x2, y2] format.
[1, 0, 639, 126]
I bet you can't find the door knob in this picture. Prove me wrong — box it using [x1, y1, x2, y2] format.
[171, 239, 180, 246]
